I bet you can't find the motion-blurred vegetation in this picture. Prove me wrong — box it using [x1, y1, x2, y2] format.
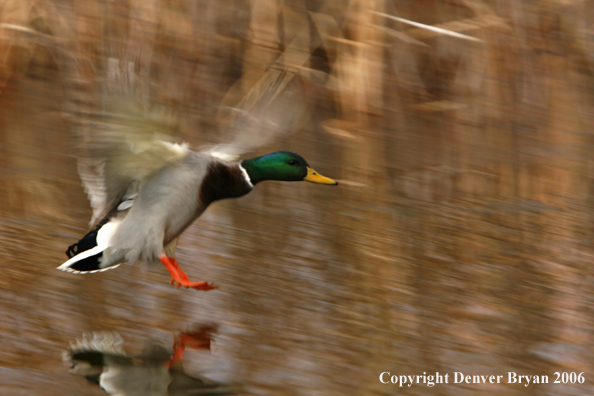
[1, 1, 594, 395]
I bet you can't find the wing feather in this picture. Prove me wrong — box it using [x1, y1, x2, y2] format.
[77, 102, 188, 226]
[201, 69, 307, 161]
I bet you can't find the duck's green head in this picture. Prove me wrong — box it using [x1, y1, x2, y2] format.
[241, 151, 337, 186]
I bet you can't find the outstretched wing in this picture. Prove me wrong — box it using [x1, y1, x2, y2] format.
[76, 102, 189, 226]
[201, 69, 308, 161]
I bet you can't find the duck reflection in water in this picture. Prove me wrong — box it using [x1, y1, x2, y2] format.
[64, 324, 237, 396]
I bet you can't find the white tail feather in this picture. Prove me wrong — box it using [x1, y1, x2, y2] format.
[57, 220, 122, 274]
[58, 263, 121, 274]
[57, 245, 107, 271]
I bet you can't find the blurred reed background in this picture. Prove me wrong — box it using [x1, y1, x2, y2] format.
[1, 0, 594, 395]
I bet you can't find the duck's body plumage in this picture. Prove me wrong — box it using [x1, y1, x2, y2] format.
[60, 150, 254, 274]
[104, 152, 253, 267]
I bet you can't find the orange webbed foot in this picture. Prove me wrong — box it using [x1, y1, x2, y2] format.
[177, 280, 219, 291]
[160, 255, 218, 291]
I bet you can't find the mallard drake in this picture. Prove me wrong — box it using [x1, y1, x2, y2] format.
[65, 325, 237, 395]
[57, 110, 337, 290]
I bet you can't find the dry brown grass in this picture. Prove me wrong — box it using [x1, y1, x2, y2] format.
[2, 1, 594, 394]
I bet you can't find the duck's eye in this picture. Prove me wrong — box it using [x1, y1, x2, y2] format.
[288, 160, 297, 165]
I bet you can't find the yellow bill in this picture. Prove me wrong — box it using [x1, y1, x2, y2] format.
[304, 167, 338, 185]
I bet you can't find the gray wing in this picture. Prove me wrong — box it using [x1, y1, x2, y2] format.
[77, 102, 190, 226]
[202, 69, 307, 161]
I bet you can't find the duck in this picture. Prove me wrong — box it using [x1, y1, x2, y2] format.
[64, 325, 238, 396]
[57, 103, 337, 290]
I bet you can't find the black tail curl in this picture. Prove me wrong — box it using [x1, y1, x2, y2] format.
[64, 218, 109, 271]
